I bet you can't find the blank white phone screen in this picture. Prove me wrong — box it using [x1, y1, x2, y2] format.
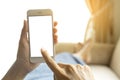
[28, 16, 53, 57]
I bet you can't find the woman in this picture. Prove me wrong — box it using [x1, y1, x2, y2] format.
[2, 20, 94, 80]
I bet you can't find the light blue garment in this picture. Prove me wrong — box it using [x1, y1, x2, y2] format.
[24, 52, 85, 80]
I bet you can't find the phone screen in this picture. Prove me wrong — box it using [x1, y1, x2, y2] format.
[28, 16, 53, 57]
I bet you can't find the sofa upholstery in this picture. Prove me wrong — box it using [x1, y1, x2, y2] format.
[54, 37, 120, 80]
[110, 37, 120, 78]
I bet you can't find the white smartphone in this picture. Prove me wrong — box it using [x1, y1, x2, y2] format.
[27, 9, 54, 63]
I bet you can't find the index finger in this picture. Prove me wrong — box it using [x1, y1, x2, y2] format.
[54, 21, 58, 27]
[41, 48, 64, 75]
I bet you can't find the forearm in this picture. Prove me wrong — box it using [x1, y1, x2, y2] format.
[2, 62, 27, 80]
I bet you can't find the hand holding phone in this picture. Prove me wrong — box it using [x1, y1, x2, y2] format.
[27, 9, 54, 63]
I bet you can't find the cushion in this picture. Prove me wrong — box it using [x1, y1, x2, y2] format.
[110, 37, 120, 78]
[90, 65, 119, 80]
[88, 43, 114, 65]
[55, 43, 76, 54]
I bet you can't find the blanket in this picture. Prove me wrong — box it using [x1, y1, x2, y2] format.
[24, 52, 85, 80]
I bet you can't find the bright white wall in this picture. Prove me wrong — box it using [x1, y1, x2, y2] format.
[0, 0, 90, 79]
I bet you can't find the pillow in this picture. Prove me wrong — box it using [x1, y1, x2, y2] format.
[88, 43, 114, 65]
[110, 37, 120, 78]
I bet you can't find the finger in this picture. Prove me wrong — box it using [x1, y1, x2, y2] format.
[53, 34, 58, 40]
[54, 39, 58, 44]
[58, 63, 68, 68]
[53, 21, 58, 44]
[24, 20, 29, 39]
[76, 65, 85, 78]
[53, 27, 57, 33]
[41, 49, 64, 75]
[76, 64, 84, 70]
[58, 63, 77, 73]
[58, 63, 78, 72]
[58, 63, 74, 68]
[20, 20, 28, 40]
[53, 34, 58, 43]
[58, 63, 82, 79]
[84, 65, 91, 71]
[54, 21, 58, 27]
[84, 65, 95, 79]
[24, 20, 28, 32]
[17, 20, 29, 58]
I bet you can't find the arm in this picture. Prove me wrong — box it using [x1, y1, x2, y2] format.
[41, 49, 95, 80]
[2, 62, 27, 80]
[2, 20, 39, 80]
[2, 20, 58, 80]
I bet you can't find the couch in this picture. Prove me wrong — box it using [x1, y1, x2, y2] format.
[54, 38, 120, 80]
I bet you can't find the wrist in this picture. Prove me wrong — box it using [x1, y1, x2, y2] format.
[2, 61, 28, 80]
[14, 61, 29, 77]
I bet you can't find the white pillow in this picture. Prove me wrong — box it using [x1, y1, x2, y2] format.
[110, 37, 120, 78]
[90, 65, 119, 80]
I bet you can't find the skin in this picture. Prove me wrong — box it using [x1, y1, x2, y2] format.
[2, 20, 58, 80]
[73, 39, 93, 63]
[41, 49, 95, 80]
[2, 20, 95, 80]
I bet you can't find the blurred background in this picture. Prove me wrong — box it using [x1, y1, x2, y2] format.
[0, 0, 90, 79]
[0, 0, 120, 79]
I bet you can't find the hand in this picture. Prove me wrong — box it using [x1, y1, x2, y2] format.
[2, 20, 58, 80]
[2, 20, 34, 80]
[41, 49, 95, 80]
[53, 21, 58, 44]
[16, 20, 58, 74]
[16, 20, 39, 73]
[74, 39, 93, 63]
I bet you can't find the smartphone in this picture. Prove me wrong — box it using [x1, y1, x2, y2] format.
[27, 9, 54, 63]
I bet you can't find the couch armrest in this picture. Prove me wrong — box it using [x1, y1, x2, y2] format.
[55, 43, 115, 65]
[55, 43, 76, 54]
[88, 43, 115, 65]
